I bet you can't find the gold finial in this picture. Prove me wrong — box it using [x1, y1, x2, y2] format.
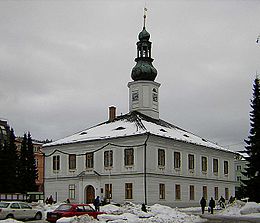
[143, 7, 147, 28]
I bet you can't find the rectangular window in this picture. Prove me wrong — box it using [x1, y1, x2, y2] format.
[158, 149, 165, 166]
[224, 161, 229, 175]
[188, 154, 195, 170]
[237, 176, 241, 182]
[214, 187, 219, 200]
[190, 185, 195, 200]
[105, 184, 112, 199]
[69, 154, 76, 170]
[225, 188, 229, 200]
[213, 158, 218, 174]
[237, 165, 241, 171]
[69, 184, 75, 199]
[159, 184, 165, 199]
[53, 155, 60, 171]
[104, 150, 113, 168]
[174, 152, 181, 169]
[86, 152, 94, 169]
[124, 148, 134, 166]
[125, 183, 133, 199]
[203, 186, 207, 200]
[202, 156, 207, 172]
[175, 184, 181, 200]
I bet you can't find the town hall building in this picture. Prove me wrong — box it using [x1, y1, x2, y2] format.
[43, 15, 236, 207]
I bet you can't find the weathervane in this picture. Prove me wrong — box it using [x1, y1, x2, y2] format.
[143, 7, 147, 28]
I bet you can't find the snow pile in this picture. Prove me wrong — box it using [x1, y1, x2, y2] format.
[219, 200, 260, 217]
[219, 200, 245, 216]
[0, 220, 23, 223]
[240, 202, 260, 215]
[98, 202, 202, 223]
[57, 215, 98, 223]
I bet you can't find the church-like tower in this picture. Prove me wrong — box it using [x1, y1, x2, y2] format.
[128, 10, 160, 119]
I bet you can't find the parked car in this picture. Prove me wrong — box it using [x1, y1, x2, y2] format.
[0, 201, 42, 220]
[46, 203, 105, 222]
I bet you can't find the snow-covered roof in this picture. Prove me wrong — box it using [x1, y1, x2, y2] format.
[44, 112, 232, 153]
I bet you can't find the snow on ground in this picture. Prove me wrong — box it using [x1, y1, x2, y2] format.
[1, 200, 260, 223]
[220, 200, 260, 217]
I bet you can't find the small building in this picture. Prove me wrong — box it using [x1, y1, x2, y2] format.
[0, 119, 10, 144]
[234, 153, 248, 198]
[43, 17, 236, 207]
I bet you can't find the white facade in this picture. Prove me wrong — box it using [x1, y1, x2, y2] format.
[43, 121, 236, 207]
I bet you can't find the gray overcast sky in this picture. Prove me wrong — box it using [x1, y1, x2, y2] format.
[1, 0, 259, 152]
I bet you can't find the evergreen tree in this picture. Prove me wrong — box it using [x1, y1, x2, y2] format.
[19, 133, 28, 193]
[18, 133, 38, 193]
[27, 132, 38, 191]
[244, 78, 260, 202]
[6, 129, 19, 192]
[0, 140, 8, 192]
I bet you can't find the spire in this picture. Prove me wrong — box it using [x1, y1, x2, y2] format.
[131, 8, 157, 81]
[143, 7, 147, 29]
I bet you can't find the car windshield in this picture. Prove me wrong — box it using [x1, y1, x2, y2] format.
[56, 204, 72, 211]
[0, 202, 10, 208]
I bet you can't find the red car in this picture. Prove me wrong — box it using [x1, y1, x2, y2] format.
[46, 203, 105, 222]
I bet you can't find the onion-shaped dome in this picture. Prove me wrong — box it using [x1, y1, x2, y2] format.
[131, 60, 157, 81]
[138, 27, 150, 41]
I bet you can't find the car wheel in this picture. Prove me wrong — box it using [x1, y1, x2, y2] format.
[6, 214, 14, 219]
[34, 212, 42, 220]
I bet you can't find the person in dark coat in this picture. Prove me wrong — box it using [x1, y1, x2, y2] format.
[209, 197, 215, 214]
[48, 195, 54, 205]
[93, 196, 100, 212]
[200, 197, 206, 214]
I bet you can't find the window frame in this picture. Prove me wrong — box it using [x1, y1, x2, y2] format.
[158, 149, 165, 167]
[224, 160, 229, 175]
[175, 184, 181, 200]
[86, 152, 94, 169]
[190, 185, 195, 200]
[188, 154, 195, 170]
[104, 150, 113, 168]
[125, 183, 133, 199]
[201, 156, 207, 172]
[174, 152, 181, 169]
[214, 187, 219, 200]
[159, 184, 165, 199]
[203, 186, 207, 200]
[213, 158, 219, 174]
[69, 184, 76, 199]
[53, 155, 60, 171]
[69, 154, 76, 170]
[105, 184, 112, 199]
[124, 148, 134, 166]
[225, 188, 229, 200]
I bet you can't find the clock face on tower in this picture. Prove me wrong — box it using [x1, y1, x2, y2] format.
[132, 91, 139, 102]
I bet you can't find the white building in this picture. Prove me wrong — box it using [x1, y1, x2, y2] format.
[43, 17, 236, 207]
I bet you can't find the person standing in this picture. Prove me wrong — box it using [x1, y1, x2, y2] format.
[93, 196, 100, 212]
[200, 197, 206, 214]
[209, 197, 215, 214]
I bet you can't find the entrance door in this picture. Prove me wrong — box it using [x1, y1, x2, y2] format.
[85, 185, 95, 203]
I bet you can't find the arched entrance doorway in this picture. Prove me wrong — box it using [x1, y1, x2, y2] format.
[85, 185, 95, 203]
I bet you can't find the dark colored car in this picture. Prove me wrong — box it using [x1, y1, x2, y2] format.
[46, 203, 105, 222]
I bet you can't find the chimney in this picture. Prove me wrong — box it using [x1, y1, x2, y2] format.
[109, 106, 116, 121]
